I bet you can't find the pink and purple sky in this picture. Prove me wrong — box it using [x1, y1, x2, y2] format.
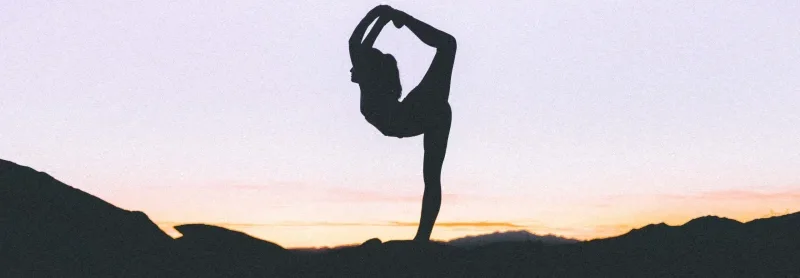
[2, 1, 799, 248]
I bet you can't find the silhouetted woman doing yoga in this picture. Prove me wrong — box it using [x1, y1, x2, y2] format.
[349, 5, 456, 241]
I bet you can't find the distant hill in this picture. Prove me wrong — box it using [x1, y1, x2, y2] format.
[1, 158, 798, 277]
[446, 230, 579, 248]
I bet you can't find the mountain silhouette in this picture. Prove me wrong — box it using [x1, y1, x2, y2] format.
[174, 224, 288, 256]
[2, 158, 799, 277]
[0, 159, 172, 277]
[446, 230, 579, 248]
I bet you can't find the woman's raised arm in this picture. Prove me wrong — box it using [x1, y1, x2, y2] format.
[349, 5, 392, 65]
[362, 16, 391, 48]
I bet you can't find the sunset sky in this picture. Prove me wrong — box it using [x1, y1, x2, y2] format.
[2, 1, 799, 248]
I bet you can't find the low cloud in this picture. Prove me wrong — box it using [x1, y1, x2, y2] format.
[164, 182, 470, 204]
[389, 221, 525, 228]
[662, 188, 800, 201]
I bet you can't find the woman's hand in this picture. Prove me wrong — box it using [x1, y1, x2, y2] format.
[371, 4, 407, 28]
[390, 9, 411, 28]
[370, 5, 393, 17]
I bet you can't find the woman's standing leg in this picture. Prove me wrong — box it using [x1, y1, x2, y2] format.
[414, 103, 452, 241]
[390, 7, 456, 241]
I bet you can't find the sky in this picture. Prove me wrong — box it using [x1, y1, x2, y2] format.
[2, 1, 799, 248]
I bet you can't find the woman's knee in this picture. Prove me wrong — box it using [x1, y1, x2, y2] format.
[440, 103, 452, 121]
[424, 104, 451, 130]
[422, 178, 442, 190]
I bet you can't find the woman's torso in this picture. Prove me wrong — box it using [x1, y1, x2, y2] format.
[360, 88, 400, 131]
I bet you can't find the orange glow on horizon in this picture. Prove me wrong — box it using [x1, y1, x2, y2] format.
[154, 207, 799, 248]
[101, 182, 800, 248]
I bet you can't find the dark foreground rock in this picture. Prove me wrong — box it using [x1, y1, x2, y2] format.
[1, 158, 799, 277]
[0, 159, 172, 277]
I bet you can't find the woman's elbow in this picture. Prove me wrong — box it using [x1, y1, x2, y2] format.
[349, 37, 361, 46]
[440, 34, 457, 52]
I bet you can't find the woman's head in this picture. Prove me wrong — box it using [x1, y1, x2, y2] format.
[351, 48, 401, 99]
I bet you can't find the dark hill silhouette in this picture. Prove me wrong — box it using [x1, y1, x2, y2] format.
[684, 215, 742, 228]
[2, 158, 799, 277]
[446, 230, 579, 248]
[172, 224, 291, 275]
[0, 159, 172, 277]
[174, 224, 288, 256]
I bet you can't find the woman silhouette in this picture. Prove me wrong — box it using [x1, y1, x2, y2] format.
[349, 5, 456, 241]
